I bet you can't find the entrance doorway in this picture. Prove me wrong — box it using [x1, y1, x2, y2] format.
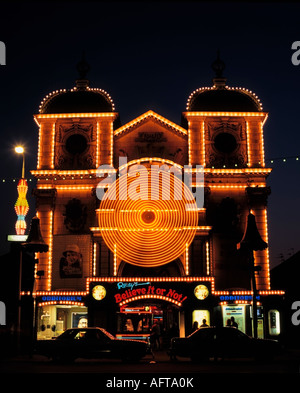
[116, 301, 180, 349]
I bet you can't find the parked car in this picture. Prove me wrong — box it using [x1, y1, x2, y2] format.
[35, 327, 149, 363]
[169, 326, 282, 362]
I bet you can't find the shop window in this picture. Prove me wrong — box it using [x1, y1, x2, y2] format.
[192, 310, 210, 329]
[268, 309, 280, 336]
[221, 304, 246, 333]
[37, 305, 88, 340]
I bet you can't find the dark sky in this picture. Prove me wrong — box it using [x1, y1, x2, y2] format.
[0, 1, 299, 269]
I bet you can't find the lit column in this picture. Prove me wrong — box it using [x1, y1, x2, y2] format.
[14, 146, 29, 235]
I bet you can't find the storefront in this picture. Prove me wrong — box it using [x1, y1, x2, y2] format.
[36, 295, 88, 340]
[34, 283, 283, 343]
[87, 278, 215, 342]
[218, 293, 284, 339]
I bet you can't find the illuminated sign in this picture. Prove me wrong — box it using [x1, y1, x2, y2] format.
[219, 295, 260, 302]
[194, 285, 209, 300]
[41, 295, 82, 302]
[90, 280, 211, 308]
[114, 281, 187, 305]
[117, 282, 150, 290]
[92, 285, 106, 301]
[7, 235, 28, 242]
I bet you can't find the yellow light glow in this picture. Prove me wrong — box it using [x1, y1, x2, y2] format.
[110, 122, 114, 167]
[32, 169, 116, 176]
[38, 301, 85, 307]
[201, 120, 205, 167]
[251, 209, 271, 290]
[114, 110, 187, 137]
[184, 111, 267, 118]
[186, 85, 264, 112]
[98, 169, 198, 267]
[91, 225, 212, 232]
[186, 167, 271, 176]
[15, 146, 24, 154]
[118, 294, 183, 307]
[96, 122, 100, 168]
[185, 243, 189, 275]
[51, 123, 55, 169]
[259, 120, 266, 167]
[93, 243, 97, 276]
[118, 157, 183, 172]
[38, 86, 115, 114]
[206, 241, 210, 275]
[114, 244, 117, 276]
[263, 208, 271, 289]
[31, 277, 286, 298]
[34, 112, 117, 125]
[191, 184, 266, 189]
[37, 185, 94, 191]
[47, 211, 53, 291]
[187, 120, 191, 165]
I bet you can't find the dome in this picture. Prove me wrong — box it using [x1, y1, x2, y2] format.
[39, 87, 115, 114]
[39, 57, 115, 114]
[187, 87, 262, 112]
[186, 54, 263, 112]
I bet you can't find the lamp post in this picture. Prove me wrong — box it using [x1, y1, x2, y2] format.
[22, 216, 49, 354]
[238, 213, 267, 339]
[14, 145, 28, 352]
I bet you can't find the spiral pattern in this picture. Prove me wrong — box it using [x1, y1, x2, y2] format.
[98, 167, 198, 267]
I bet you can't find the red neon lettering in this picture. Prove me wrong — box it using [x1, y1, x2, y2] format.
[115, 294, 122, 303]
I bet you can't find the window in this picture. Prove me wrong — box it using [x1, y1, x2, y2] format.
[214, 132, 237, 154]
[65, 134, 87, 155]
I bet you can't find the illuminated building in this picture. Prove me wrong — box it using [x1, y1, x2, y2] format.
[31, 56, 284, 342]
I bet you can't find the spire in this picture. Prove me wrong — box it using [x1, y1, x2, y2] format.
[212, 50, 227, 89]
[76, 51, 90, 89]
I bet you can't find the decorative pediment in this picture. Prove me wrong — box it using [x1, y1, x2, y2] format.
[114, 110, 187, 138]
[113, 111, 188, 166]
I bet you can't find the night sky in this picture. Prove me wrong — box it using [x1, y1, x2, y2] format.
[0, 1, 299, 269]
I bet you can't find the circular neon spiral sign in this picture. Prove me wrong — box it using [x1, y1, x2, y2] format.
[98, 166, 198, 267]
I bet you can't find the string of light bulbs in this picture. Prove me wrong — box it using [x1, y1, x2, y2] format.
[0, 155, 298, 184]
[265, 155, 300, 164]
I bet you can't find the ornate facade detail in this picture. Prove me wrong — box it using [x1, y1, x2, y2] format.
[55, 123, 96, 169]
[63, 198, 87, 233]
[32, 188, 57, 210]
[206, 121, 247, 168]
[246, 186, 271, 208]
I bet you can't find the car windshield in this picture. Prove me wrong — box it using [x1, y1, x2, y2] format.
[100, 328, 116, 340]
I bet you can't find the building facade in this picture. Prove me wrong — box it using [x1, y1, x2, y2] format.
[31, 59, 284, 343]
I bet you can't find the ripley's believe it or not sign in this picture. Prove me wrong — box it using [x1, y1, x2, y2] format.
[91, 281, 210, 307]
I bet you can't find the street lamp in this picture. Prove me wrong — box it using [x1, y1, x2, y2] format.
[15, 146, 25, 179]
